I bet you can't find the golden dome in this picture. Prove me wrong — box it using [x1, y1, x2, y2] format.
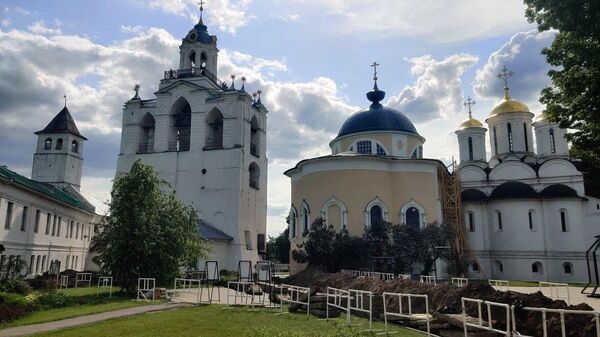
[534, 111, 549, 123]
[489, 89, 531, 117]
[459, 116, 484, 130]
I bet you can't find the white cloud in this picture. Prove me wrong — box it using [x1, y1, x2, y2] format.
[140, 0, 254, 34]
[290, 0, 532, 43]
[274, 14, 300, 22]
[387, 54, 478, 122]
[473, 29, 556, 108]
[120, 25, 146, 34]
[1, 19, 9, 27]
[27, 20, 63, 35]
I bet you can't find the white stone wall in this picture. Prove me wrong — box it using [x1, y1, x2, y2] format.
[456, 128, 487, 164]
[32, 132, 84, 190]
[486, 112, 535, 157]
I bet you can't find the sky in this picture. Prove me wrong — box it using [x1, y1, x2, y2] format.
[0, 0, 557, 236]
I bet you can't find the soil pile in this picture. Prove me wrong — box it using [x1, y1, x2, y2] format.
[285, 268, 596, 337]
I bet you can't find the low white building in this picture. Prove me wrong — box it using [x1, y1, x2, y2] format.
[0, 105, 103, 276]
[115, 13, 268, 271]
[457, 75, 600, 283]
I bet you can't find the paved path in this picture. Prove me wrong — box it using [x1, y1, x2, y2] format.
[0, 303, 189, 337]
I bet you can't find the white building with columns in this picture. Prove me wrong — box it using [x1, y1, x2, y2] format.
[457, 73, 600, 283]
[115, 14, 268, 271]
[1, 105, 103, 276]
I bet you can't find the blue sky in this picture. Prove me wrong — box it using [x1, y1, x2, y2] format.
[0, 0, 556, 235]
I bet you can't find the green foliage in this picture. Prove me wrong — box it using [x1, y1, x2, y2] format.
[266, 228, 290, 263]
[524, 0, 600, 196]
[0, 292, 35, 323]
[0, 256, 27, 281]
[0, 279, 32, 295]
[292, 218, 336, 272]
[36, 291, 69, 308]
[92, 159, 210, 292]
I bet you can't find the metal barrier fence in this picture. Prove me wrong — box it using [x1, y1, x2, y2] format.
[171, 278, 202, 304]
[341, 269, 360, 277]
[349, 289, 376, 332]
[420, 275, 436, 285]
[272, 264, 290, 277]
[97, 276, 113, 298]
[398, 274, 411, 280]
[539, 281, 570, 305]
[60, 275, 68, 289]
[226, 281, 256, 308]
[276, 284, 311, 318]
[511, 306, 600, 337]
[381, 292, 431, 336]
[325, 287, 350, 324]
[137, 278, 156, 301]
[452, 277, 469, 287]
[342, 270, 395, 281]
[489, 279, 510, 291]
[75, 273, 92, 288]
[461, 297, 511, 337]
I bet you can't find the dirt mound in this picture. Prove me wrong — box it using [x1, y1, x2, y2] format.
[285, 268, 596, 337]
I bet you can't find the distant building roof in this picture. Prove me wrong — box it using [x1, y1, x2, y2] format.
[0, 165, 95, 213]
[35, 106, 87, 140]
[197, 220, 233, 241]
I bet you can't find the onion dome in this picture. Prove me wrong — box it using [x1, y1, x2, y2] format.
[185, 5, 212, 44]
[459, 117, 484, 129]
[533, 110, 550, 123]
[489, 87, 531, 117]
[337, 84, 418, 137]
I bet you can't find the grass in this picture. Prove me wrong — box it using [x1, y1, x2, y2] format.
[0, 286, 163, 329]
[28, 305, 424, 337]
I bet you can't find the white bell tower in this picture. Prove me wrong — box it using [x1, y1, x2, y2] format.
[178, 1, 218, 76]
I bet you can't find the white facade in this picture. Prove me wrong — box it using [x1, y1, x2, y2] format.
[115, 19, 268, 271]
[457, 88, 600, 283]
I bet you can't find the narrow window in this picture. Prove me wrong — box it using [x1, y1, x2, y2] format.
[44, 138, 52, 150]
[563, 263, 573, 274]
[303, 209, 309, 233]
[20, 206, 28, 231]
[493, 127, 498, 155]
[468, 137, 474, 160]
[4, 202, 13, 229]
[57, 216, 62, 236]
[71, 140, 79, 153]
[35, 255, 40, 274]
[468, 212, 475, 232]
[66, 256, 70, 270]
[55, 138, 63, 150]
[52, 215, 57, 236]
[472, 262, 480, 272]
[29, 255, 35, 274]
[356, 140, 371, 154]
[290, 213, 296, 239]
[76, 222, 80, 239]
[507, 123, 514, 152]
[496, 211, 503, 231]
[250, 116, 260, 157]
[41, 255, 47, 272]
[249, 163, 260, 189]
[560, 210, 567, 232]
[45, 213, 51, 234]
[370, 205, 383, 227]
[523, 123, 529, 151]
[34, 210, 40, 233]
[70, 220, 74, 238]
[549, 129, 556, 153]
[495, 260, 503, 273]
[528, 210, 535, 231]
[244, 230, 253, 250]
[406, 207, 420, 230]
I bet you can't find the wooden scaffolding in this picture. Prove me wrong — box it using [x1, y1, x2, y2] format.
[440, 159, 468, 275]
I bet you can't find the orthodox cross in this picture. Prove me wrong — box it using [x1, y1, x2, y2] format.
[63, 94, 67, 107]
[198, 0, 205, 21]
[463, 96, 475, 118]
[371, 61, 380, 82]
[497, 65, 513, 89]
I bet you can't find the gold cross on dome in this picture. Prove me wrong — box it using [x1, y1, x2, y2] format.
[198, 0, 205, 18]
[371, 61, 380, 81]
[497, 65, 513, 89]
[463, 96, 475, 118]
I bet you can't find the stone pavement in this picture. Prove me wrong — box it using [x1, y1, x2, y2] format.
[0, 303, 189, 337]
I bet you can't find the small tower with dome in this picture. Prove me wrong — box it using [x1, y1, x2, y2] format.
[456, 97, 487, 166]
[533, 111, 569, 158]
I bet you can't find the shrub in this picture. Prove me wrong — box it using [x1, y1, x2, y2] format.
[0, 278, 33, 295]
[36, 291, 69, 308]
[0, 292, 35, 323]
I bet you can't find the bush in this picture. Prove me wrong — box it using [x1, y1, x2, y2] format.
[36, 291, 69, 308]
[0, 278, 32, 295]
[0, 292, 35, 323]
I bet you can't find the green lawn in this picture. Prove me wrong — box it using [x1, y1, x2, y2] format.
[29, 305, 424, 337]
[1, 286, 163, 329]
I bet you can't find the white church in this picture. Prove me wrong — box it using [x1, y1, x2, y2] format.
[115, 12, 268, 271]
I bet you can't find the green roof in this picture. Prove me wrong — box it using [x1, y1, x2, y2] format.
[0, 165, 95, 213]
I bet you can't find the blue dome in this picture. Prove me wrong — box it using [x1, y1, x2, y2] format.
[337, 85, 418, 138]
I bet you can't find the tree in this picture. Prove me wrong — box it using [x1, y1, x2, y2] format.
[92, 160, 210, 292]
[291, 218, 336, 272]
[266, 228, 290, 263]
[524, 0, 600, 196]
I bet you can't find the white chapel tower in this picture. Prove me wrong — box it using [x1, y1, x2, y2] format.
[115, 5, 268, 270]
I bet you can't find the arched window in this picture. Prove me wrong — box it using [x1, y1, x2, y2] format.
[55, 138, 63, 150]
[560, 209, 568, 232]
[406, 207, 420, 230]
[471, 261, 480, 272]
[507, 123, 514, 152]
[549, 129, 556, 153]
[200, 52, 207, 69]
[523, 123, 529, 151]
[205, 108, 224, 150]
[356, 140, 371, 154]
[170, 98, 191, 151]
[468, 211, 475, 232]
[494, 260, 503, 273]
[44, 138, 52, 150]
[71, 140, 79, 153]
[302, 203, 310, 233]
[249, 162, 259, 189]
[250, 116, 260, 157]
[289, 207, 297, 239]
[189, 50, 196, 68]
[563, 262, 573, 274]
[139, 113, 156, 153]
[532, 261, 543, 274]
[468, 137, 474, 160]
[370, 205, 383, 227]
[376, 144, 387, 156]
